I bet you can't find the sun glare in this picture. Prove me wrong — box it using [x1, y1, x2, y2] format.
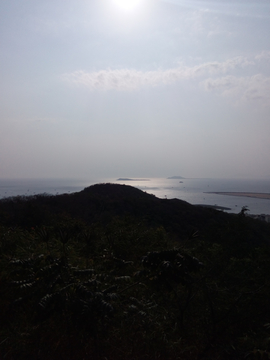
[112, 0, 143, 12]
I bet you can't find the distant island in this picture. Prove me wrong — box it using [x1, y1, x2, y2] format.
[167, 176, 185, 179]
[117, 178, 150, 181]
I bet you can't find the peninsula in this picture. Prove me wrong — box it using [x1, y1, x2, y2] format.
[205, 192, 270, 200]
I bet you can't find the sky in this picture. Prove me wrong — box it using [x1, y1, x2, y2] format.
[1, 0, 270, 180]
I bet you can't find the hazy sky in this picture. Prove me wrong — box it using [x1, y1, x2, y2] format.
[1, 0, 270, 180]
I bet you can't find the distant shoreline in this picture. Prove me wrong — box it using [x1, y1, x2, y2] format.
[205, 192, 270, 200]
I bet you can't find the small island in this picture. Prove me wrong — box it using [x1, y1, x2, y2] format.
[117, 178, 150, 181]
[167, 176, 185, 179]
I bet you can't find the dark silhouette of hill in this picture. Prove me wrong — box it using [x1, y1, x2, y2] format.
[1, 183, 270, 360]
[1, 183, 269, 245]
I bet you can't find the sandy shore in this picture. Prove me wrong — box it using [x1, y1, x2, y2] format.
[205, 192, 270, 200]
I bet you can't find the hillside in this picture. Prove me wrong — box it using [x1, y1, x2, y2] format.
[0, 183, 270, 359]
[1, 183, 269, 244]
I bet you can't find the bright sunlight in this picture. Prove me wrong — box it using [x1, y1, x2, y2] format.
[112, 0, 143, 11]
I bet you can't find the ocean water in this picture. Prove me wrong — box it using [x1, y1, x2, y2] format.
[114, 178, 270, 215]
[0, 177, 270, 215]
[0, 178, 98, 199]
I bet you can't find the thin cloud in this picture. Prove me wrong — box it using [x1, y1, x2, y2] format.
[62, 56, 251, 91]
[61, 54, 270, 104]
[255, 51, 270, 61]
[203, 74, 270, 104]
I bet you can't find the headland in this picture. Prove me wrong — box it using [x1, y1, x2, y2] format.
[205, 192, 270, 200]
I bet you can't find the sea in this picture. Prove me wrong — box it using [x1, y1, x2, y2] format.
[0, 177, 270, 215]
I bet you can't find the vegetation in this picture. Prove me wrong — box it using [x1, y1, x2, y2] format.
[0, 183, 270, 359]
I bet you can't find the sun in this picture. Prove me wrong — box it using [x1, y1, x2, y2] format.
[112, 0, 143, 12]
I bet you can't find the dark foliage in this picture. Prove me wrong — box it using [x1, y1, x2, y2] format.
[1, 183, 270, 359]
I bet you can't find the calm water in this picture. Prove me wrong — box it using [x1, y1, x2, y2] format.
[0, 177, 270, 215]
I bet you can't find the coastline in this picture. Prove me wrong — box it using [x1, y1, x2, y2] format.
[195, 204, 231, 211]
[205, 192, 270, 200]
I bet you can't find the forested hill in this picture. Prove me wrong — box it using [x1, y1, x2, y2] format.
[0, 182, 270, 245]
[1, 183, 270, 359]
